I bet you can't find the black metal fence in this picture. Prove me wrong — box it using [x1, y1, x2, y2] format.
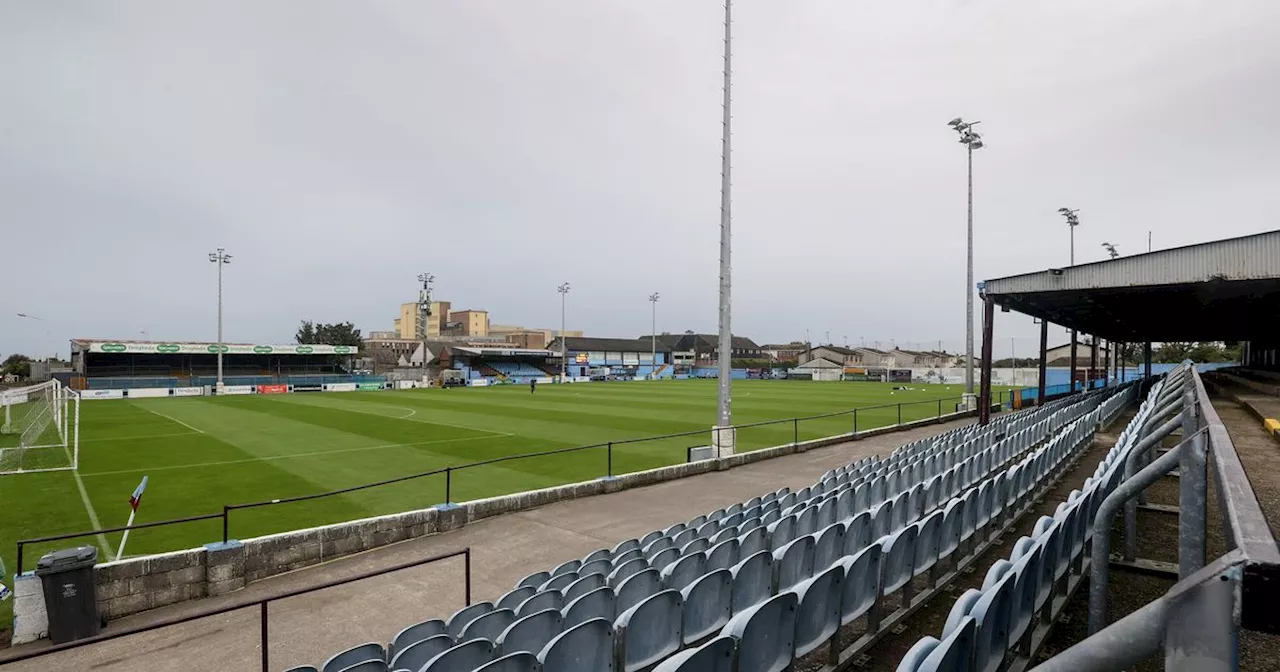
[0, 548, 471, 671]
[16, 391, 1019, 573]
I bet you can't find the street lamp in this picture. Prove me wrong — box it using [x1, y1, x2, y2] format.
[649, 293, 660, 380]
[208, 248, 232, 390]
[948, 117, 984, 407]
[558, 283, 571, 381]
[417, 273, 434, 382]
[1101, 242, 1120, 259]
[1057, 208, 1080, 265]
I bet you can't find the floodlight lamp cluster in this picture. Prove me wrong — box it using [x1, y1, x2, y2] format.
[948, 117, 984, 149]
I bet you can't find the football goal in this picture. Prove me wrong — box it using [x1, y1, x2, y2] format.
[0, 380, 80, 474]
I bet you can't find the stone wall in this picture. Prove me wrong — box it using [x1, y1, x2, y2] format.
[10, 406, 980, 644]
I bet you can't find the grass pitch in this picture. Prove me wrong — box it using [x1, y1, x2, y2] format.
[1, 380, 978, 596]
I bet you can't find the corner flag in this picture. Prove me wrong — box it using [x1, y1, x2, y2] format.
[129, 476, 148, 512]
[119, 476, 149, 560]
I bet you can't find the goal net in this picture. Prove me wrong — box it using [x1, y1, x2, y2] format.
[0, 381, 80, 474]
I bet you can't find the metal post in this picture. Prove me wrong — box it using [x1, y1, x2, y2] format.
[965, 141, 975, 402]
[1144, 342, 1152, 380]
[1090, 437, 1189, 633]
[1179, 382, 1206, 577]
[1164, 564, 1239, 672]
[793, 418, 798, 446]
[938, 398, 942, 418]
[1070, 331, 1079, 393]
[445, 467, 452, 504]
[222, 505, 229, 544]
[897, 403, 902, 426]
[558, 283, 570, 381]
[649, 293, 659, 379]
[979, 295, 995, 424]
[208, 248, 231, 389]
[1123, 413, 1185, 560]
[853, 409, 858, 434]
[1038, 319, 1049, 404]
[1091, 339, 1099, 389]
[16, 543, 23, 576]
[260, 601, 269, 672]
[715, 0, 734, 431]
[464, 548, 473, 606]
[607, 442, 613, 477]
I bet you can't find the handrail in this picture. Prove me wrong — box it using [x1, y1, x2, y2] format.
[16, 391, 978, 574]
[0, 547, 471, 672]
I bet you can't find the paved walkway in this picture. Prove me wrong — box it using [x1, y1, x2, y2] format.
[2, 416, 980, 672]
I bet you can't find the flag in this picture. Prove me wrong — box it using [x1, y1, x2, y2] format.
[129, 476, 148, 512]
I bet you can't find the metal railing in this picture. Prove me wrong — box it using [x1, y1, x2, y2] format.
[0, 547, 471, 671]
[1030, 365, 1280, 671]
[15, 392, 991, 574]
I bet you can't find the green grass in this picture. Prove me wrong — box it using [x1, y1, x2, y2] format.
[0, 379, 982, 611]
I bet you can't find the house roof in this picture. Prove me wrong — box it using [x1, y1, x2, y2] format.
[552, 336, 659, 352]
[794, 357, 844, 369]
[643, 334, 761, 351]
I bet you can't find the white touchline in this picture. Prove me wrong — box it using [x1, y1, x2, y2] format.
[134, 403, 207, 434]
[82, 431, 201, 443]
[58, 437, 112, 556]
[80, 433, 505, 477]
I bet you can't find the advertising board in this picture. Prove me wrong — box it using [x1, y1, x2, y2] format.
[173, 387, 204, 397]
[127, 388, 171, 399]
[257, 384, 289, 395]
[357, 383, 384, 391]
[81, 389, 124, 400]
[394, 380, 420, 390]
[324, 383, 357, 392]
[293, 384, 322, 392]
[220, 385, 255, 395]
[469, 379, 489, 387]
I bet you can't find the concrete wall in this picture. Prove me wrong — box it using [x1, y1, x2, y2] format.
[11, 406, 981, 645]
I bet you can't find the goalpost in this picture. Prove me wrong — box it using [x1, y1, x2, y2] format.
[0, 380, 80, 474]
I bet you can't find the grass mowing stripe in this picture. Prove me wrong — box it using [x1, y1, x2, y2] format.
[263, 394, 513, 437]
[82, 431, 202, 443]
[132, 401, 207, 434]
[79, 433, 506, 477]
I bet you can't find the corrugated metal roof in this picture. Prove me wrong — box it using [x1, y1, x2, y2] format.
[983, 230, 1280, 295]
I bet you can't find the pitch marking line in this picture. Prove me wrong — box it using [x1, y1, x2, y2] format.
[134, 404, 207, 434]
[82, 431, 202, 443]
[271, 396, 513, 437]
[57, 436, 112, 555]
[80, 434, 505, 477]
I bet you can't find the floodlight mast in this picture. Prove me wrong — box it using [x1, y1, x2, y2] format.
[417, 273, 434, 382]
[649, 293, 660, 379]
[558, 283, 571, 381]
[948, 117, 984, 407]
[208, 248, 232, 391]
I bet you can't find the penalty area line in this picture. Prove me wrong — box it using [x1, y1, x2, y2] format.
[133, 404, 207, 434]
[79, 433, 506, 478]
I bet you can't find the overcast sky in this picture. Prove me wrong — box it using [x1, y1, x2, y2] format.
[3, 1, 1278, 360]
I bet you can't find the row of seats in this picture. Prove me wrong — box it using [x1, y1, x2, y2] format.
[486, 363, 547, 379]
[289, 386, 1121, 672]
[896, 379, 1148, 672]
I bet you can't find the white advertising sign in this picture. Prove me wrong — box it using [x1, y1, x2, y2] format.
[324, 383, 357, 392]
[83, 341, 358, 356]
[469, 379, 489, 387]
[173, 387, 204, 397]
[221, 385, 254, 395]
[82, 389, 125, 400]
[394, 380, 420, 390]
[127, 388, 171, 399]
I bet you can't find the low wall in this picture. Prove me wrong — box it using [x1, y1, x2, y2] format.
[10, 406, 982, 644]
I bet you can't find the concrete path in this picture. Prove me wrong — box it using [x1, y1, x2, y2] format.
[2, 416, 979, 672]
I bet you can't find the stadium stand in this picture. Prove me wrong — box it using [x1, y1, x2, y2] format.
[287, 381, 1132, 672]
[894, 363, 1184, 672]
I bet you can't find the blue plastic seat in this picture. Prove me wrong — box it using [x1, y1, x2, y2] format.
[474, 652, 538, 672]
[720, 592, 798, 672]
[793, 564, 844, 656]
[388, 619, 446, 660]
[538, 618, 614, 671]
[615, 590, 683, 672]
[420, 639, 494, 672]
[461, 608, 516, 644]
[562, 586, 615, 629]
[680, 569, 733, 645]
[322, 642, 385, 672]
[388, 635, 453, 672]
[497, 608, 563, 657]
[730, 550, 774, 616]
[446, 602, 495, 639]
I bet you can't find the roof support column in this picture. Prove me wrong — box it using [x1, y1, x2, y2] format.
[1038, 319, 1049, 404]
[1144, 342, 1152, 380]
[1091, 339, 1100, 390]
[1070, 332, 1079, 394]
[979, 294, 995, 424]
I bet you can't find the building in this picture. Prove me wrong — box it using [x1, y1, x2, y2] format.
[545, 336, 671, 379]
[890, 349, 955, 368]
[393, 300, 452, 340]
[451, 309, 489, 337]
[759, 342, 808, 362]
[791, 356, 844, 381]
[797, 346, 896, 367]
[1044, 341, 1110, 367]
[646, 333, 762, 365]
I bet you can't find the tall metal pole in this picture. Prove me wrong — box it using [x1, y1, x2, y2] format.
[558, 283, 570, 382]
[417, 273, 433, 383]
[649, 293, 659, 379]
[208, 248, 232, 390]
[715, 0, 733, 430]
[965, 142, 974, 402]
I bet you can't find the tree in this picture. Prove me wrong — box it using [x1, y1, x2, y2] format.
[1152, 342, 1239, 364]
[2, 353, 32, 378]
[296, 320, 362, 346]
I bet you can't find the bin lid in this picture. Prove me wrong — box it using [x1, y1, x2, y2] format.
[35, 546, 99, 574]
